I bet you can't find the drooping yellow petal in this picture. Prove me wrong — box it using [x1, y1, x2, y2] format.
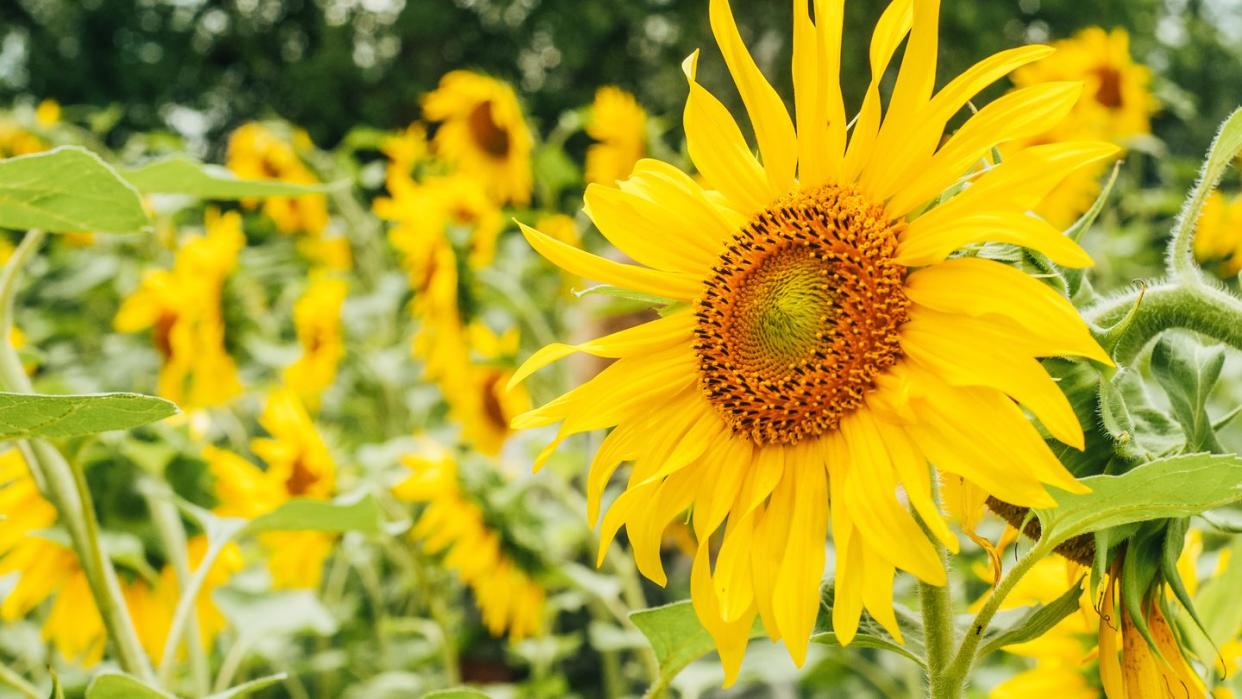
[692, 434, 754, 538]
[691, 544, 757, 687]
[871, 417, 958, 552]
[714, 508, 759, 622]
[1099, 576, 1126, 698]
[585, 183, 716, 274]
[682, 51, 774, 216]
[629, 466, 699, 586]
[860, 546, 903, 642]
[748, 498, 786, 640]
[517, 222, 702, 300]
[771, 448, 829, 666]
[897, 211, 1094, 268]
[709, 0, 797, 193]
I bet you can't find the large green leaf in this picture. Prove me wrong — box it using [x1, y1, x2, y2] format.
[244, 494, 385, 536]
[1151, 334, 1225, 452]
[84, 673, 175, 699]
[0, 146, 148, 234]
[1036, 453, 1242, 548]
[630, 600, 763, 689]
[123, 155, 329, 199]
[0, 391, 178, 440]
[977, 577, 1085, 658]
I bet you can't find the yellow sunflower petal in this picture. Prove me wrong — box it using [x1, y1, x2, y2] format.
[517, 222, 701, 300]
[896, 210, 1094, 268]
[771, 449, 829, 666]
[691, 544, 757, 687]
[842, 0, 914, 180]
[792, 0, 847, 187]
[714, 508, 759, 622]
[871, 417, 958, 552]
[585, 184, 717, 274]
[682, 50, 774, 215]
[709, 0, 797, 193]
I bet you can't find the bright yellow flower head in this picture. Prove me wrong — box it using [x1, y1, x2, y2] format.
[395, 440, 545, 640]
[510, 0, 1117, 681]
[586, 86, 648, 187]
[0, 119, 46, 158]
[227, 122, 330, 236]
[208, 389, 337, 589]
[1011, 27, 1158, 228]
[445, 323, 531, 458]
[376, 165, 506, 270]
[284, 275, 349, 409]
[1195, 191, 1242, 278]
[422, 70, 533, 206]
[115, 208, 245, 410]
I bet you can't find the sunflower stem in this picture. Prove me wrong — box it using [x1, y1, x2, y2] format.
[1086, 279, 1242, 365]
[918, 539, 956, 698]
[0, 229, 155, 683]
[936, 540, 1050, 697]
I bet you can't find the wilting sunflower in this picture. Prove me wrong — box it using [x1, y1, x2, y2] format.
[208, 389, 337, 589]
[422, 70, 533, 206]
[586, 86, 648, 187]
[1010, 27, 1158, 227]
[510, 0, 1116, 679]
[394, 440, 544, 640]
[115, 208, 244, 410]
[227, 122, 330, 236]
[1194, 191, 1242, 278]
[284, 275, 349, 410]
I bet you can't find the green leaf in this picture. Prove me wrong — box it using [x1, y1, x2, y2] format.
[49, 669, 64, 699]
[0, 392, 178, 440]
[1151, 334, 1225, 452]
[811, 585, 925, 666]
[123, 155, 330, 198]
[245, 493, 385, 536]
[205, 673, 288, 699]
[1098, 370, 1184, 461]
[1042, 358, 1111, 478]
[84, 673, 175, 699]
[422, 689, 492, 698]
[977, 577, 1085, 658]
[1036, 453, 1242, 549]
[572, 284, 675, 308]
[809, 630, 924, 667]
[630, 600, 764, 689]
[0, 146, 148, 234]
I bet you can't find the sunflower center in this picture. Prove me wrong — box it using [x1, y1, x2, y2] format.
[1094, 65, 1124, 109]
[694, 184, 909, 447]
[468, 101, 511, 158]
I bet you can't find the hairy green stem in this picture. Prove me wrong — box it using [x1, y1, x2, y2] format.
[936, 541, 1049, 696]
[1087, 280, 1242, 365]
[1166, 108, 1242, 284]
[0, 229, 154, 681]
[919, 543, 956, 698]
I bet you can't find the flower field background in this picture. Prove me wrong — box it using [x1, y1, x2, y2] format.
[0, 1, 1241, 698]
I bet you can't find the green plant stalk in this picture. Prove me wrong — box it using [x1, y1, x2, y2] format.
[0, 229, 154, 682]
[1087, 280, 1242, 365]
[160, 536, 233, 683]
[0, 661, 40, 699]
[934, 540, 1050, 697]
[143, 481, 209, 696]
[1166, 108, 1242, 284]
[919, 537, 956, 698]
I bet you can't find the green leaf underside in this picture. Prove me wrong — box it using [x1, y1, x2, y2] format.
[245, 494, 385, 536]
[84, 673, 175, 699]
[630, 600, 764, 686]
[204, 674, 288, 699]
[0, 146, 148, 234]
[977, 577, 1086, 658]
[123, 155, 330, 198]
[0, 391, 178, 440]
[1151, 334, 1225, 452]
[1036, 453, 1242, 548]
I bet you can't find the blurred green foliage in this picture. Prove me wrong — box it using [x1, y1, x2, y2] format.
[2, 0, 1240, 157]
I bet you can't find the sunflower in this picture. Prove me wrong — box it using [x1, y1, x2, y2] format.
[115, 208, 245, 410]
[208, 389, 337, 589]
[1010, 27, 1157, 228]
[447, 323, 531, 457]
[1194, 190, 1242, 278]
[284, 275, 349, 410]
[34, 99, 61, 127]
[394, 440, 544, 640]
[227, 122, 330, 237]
[509, 0, 1116, 680]
[422, 71, 533, 206]
[586, 86, 648, 187]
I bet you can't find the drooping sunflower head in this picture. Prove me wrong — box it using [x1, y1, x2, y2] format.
[226, 122, 329, 236]
[422, 70, 534, 206]
[511, 0, 1118, 681]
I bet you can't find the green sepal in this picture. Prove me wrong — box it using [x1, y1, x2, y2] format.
[1119, 523, 1166, 660]
[1159, 518, 1214, 656]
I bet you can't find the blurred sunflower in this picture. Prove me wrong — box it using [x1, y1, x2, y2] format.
[394, 441, 544, 640]
[0, 451, 239, 664]
[0, 117, 46, 157]
[208, 389, 337, 589]
[1010, 27, 1158, 227]
[448, 323, 531, 458]
[1194, 190, 1242, 278]
[227, 122, 330, 236]
[34, 99, 61, 127]
[510, 0, 1116, 680]
[284, 275, 349, 410]
[422, 70, 533, 206]
[115, 208, 245, 410]
[586, 86, 648, 187]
